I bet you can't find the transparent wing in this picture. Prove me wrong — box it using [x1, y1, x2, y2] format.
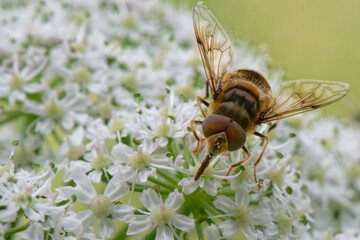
[260, 79, 349, 123]
[193, 2, 234, 96]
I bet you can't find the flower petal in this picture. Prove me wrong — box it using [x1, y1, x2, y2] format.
[178, 177, 199, 195]
[127, 215, 152, 235]
[139, 188, 162, 211]
[219, 219, 240, 237]
[252, 207, 272, 226]
[104, 177, 129, 202]
[141, 138, 156, 153]
[235, 188, 250, 206]
[98, 218, 115, 239]
[243, 226, 264, 240]
[112, 204, 135, 221]
[77, 209, 95, 229]
[155, 225, 174, 240]
[203, 180, 222, 196]
[117, 165, 137, 182]
[204, 224, 221, 240]
[112, 143, 134, 162]
[139, 167, 157, 183]
[164, 189, 184, 210]
[61, 113, 74, 130]
[213, 195, 235, 214]
[158, 137, 168, 147]
[24, 83, 45, 93]
[35, 118, 55, 135]
[172, 214, 194, 232]
[88, 170, 102, 184]
[24, 222, 44, 240]
[59, 167, 96, 204]
[24, 208, 42, 221]
[0, 202, 19, 222]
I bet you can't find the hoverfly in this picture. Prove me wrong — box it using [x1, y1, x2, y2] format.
[191, 2, 349, 189]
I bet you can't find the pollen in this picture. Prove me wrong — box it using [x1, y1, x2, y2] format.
[121, 74, 138, 91]
[90, 195, 113, 219]
[44, 100, 65, 120]
[266, 169, 284, 187]
[276, 213, 292, 234]
[109, 117, 125, 133]
[13, 145, 34, 167]
[73, 67, 91, 84]
[233, 205, 252, 228]
[150, 205, 175, 226]
[67, 143, 85, 160]
[192, 164, 213, 178]
[129, 152, 151, 170]
[176, 86, 197, 101]
[14, 192, 34, 208]
[97, 101, 113, 120]
[91, 154, 113, 170]
[8, 75, 25, 91]
[155, 123, 170, 137]
[73, 43, 86, 53]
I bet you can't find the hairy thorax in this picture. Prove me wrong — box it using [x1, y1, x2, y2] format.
[208, 71, 274, 134]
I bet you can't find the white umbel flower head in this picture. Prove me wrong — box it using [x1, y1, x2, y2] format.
[126, 188, 194, 239]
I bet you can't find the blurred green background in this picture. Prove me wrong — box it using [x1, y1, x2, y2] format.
[172, 0, 360, 118]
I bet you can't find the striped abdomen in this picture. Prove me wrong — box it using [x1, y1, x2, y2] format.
[214, 87, 259, 131]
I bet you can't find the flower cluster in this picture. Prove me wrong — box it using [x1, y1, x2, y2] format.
[0, 0, 358, 239]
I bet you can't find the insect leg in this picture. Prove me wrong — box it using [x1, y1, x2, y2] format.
[196, 96, 209, 118]
[190, 120, 204, 154]
[268, 119, 280, 132]
[225, 146, 251, 177]
[253, 131, 269, 190]
[205, 82, 209, 98]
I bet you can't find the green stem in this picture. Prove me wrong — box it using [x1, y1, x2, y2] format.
[217, 187, 236, 196]
[5, 222, 30, 239]
[128, 183, 171, 194]
[201, 198, 220, 216]
[182, 137, 195, 166]
[0, 111, 23, 125]
[52, 125, 65, 146]
[168, 138, 180, 157]
[157, 169, 179, 185]
[193, 208, 205, 240]
[113, 223, 128, 240]
[147, 176, 175, 191]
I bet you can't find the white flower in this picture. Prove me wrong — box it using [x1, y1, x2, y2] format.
[0, 51, 47, 104]
[57, 166, 131, 239]
[213, 189, 272, 239]
[16, 222, 44, 240]
[22, 85, 91, 134]
[204, 224, 222, 240]
[135, 91, 197, 147]
[85, 146, 117, 184]
[333, 229, 360, 240]
[178, 176, 222, 196]
[0, 162, 63, 223]
[175, 153, 223, 196]
[60, 126, 86, 158]
[126, 188, 194, 239]
[111, 139, 169, 183]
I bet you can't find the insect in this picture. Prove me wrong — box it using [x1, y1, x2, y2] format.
[191, 2, 349, 189]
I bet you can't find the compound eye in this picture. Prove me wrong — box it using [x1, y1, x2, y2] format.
[226, 121, 246, 151]
[202, 114, 231, 138]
